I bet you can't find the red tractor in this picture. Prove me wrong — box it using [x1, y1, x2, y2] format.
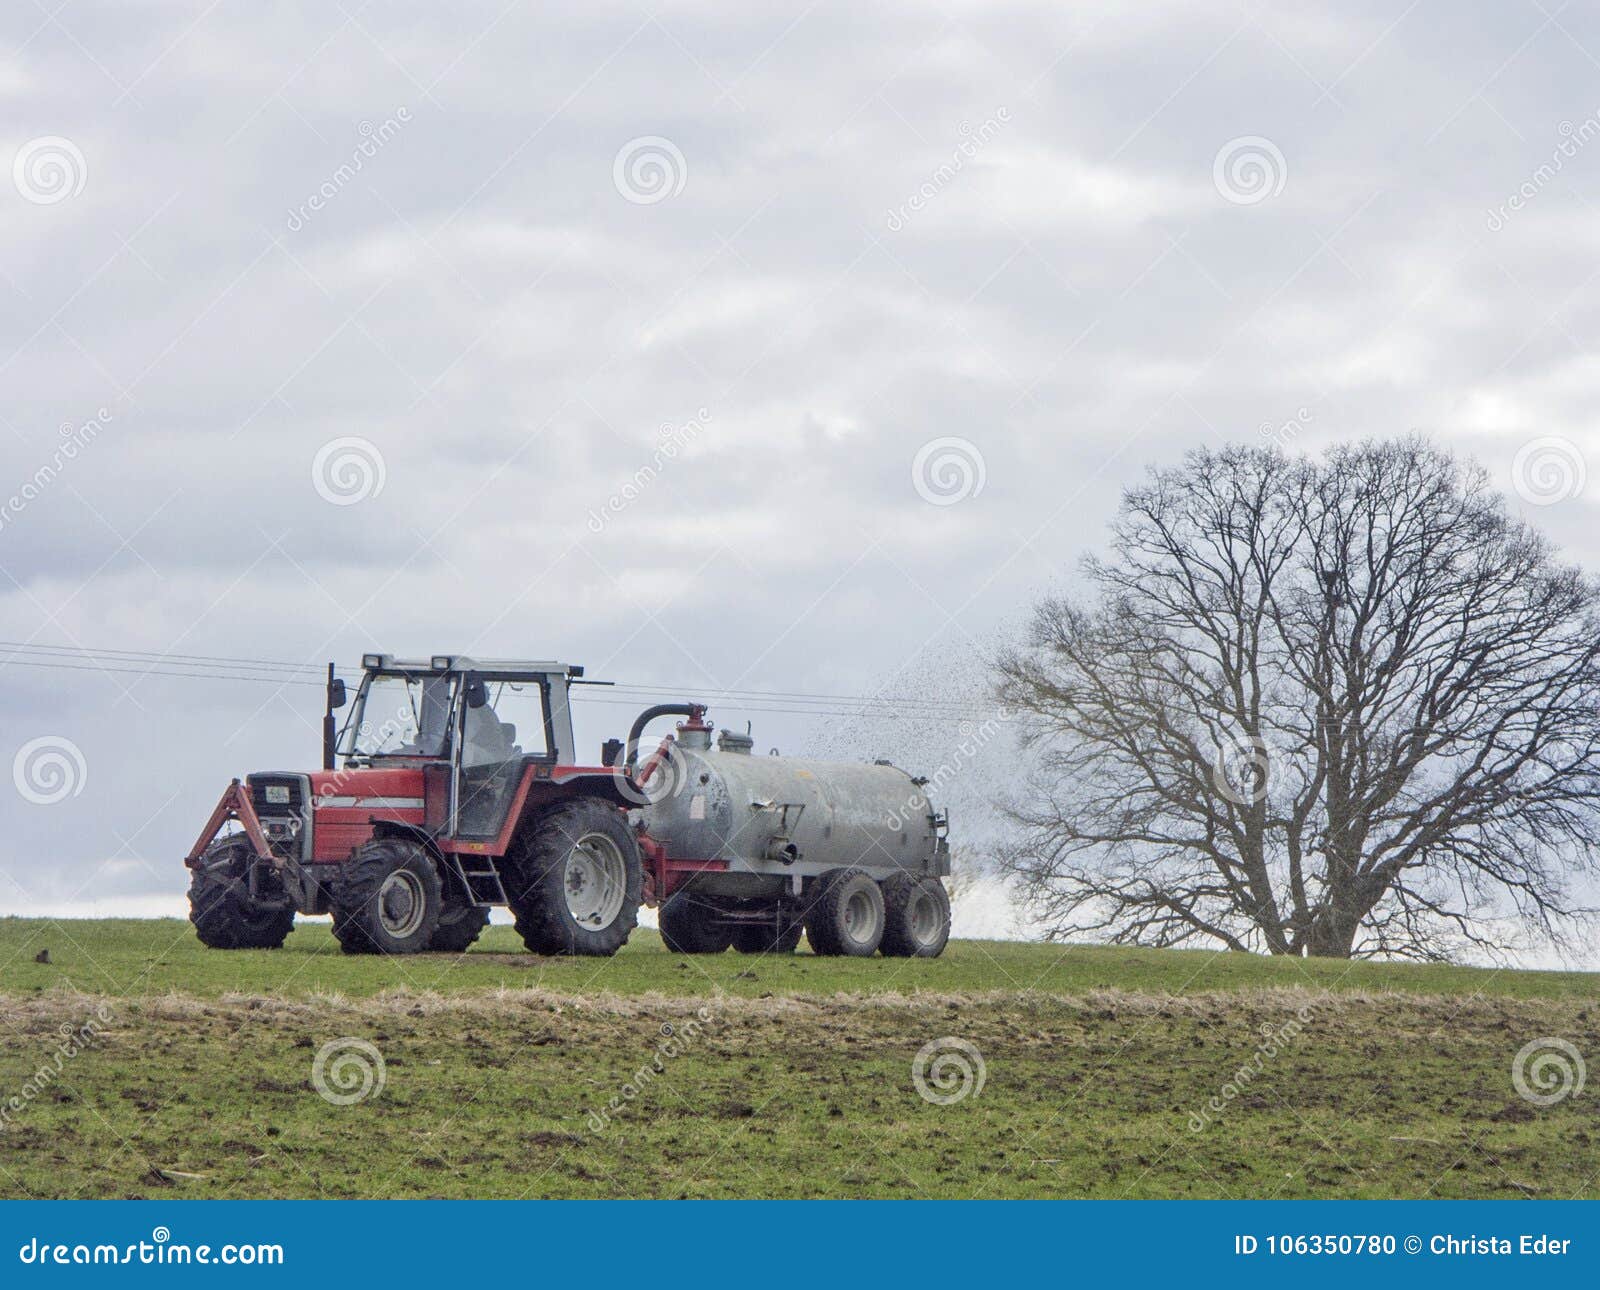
[184, 654, 952, 957]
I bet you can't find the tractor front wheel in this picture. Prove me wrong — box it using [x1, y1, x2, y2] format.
[504, 798, 642, 956]
[188, 836, 296, 949]
[429, 882, 491, 953]
[330, 838, 443, 955]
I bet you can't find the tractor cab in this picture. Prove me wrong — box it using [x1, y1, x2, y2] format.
[336, 654, 580, 841]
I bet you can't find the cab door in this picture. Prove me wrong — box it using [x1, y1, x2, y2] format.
[450, 675, 554, 840]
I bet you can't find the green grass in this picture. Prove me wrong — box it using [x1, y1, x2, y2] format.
[0, 918, 1594, 1200]
[1, 916, 1595, 1001]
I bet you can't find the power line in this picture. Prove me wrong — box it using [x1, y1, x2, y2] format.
[0, 640, 333, 675]
[0, 641, 998, 719]
[0, 657, 324, 686]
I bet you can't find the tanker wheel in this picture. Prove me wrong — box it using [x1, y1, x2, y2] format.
[730, 915, 802, 955]
[429, 882, 490, 953]
[803, 868, 885, 957]
[330, 837, 443, 955]
[879, 874, 951, 958]
[658, 885, 734, 954]
[504, 798, 642, 956]
[188, 836, 296, 949]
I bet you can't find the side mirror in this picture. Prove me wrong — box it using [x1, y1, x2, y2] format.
[329, 678, 348, 709]
[463, 672, 488, 709]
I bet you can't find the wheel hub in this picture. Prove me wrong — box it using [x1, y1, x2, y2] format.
[377, 870, 426, 938]
[843, 889, 874, 943]
[564, 833, 627, 928]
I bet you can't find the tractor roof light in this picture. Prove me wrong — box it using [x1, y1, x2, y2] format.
[362, 653, 383, 670]
[431, 655, 453, 671]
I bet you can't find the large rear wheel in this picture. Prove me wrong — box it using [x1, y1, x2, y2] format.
[330, 837, 443, 955]
[504, 798, 642, 956]
[188, 836, 296, 949]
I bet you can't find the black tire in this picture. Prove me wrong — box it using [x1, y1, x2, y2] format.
[503, 798, 641, 956]
[803, 868, 885, 957]
[729, 915, 802, 955]
[659, 884, 734, 954]
[429, 883, 490, 953]
[330, 837, 443, 955]
[188, 836, 296, 949]
[879, 874, 951, 958]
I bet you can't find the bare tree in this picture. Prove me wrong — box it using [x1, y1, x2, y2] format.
[996, 438, 1600, 959]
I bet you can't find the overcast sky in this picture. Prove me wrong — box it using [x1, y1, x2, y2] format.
[3, 2, 1599, 961]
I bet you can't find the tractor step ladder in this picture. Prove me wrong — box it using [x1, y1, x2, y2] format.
[454, 853, 508, 906]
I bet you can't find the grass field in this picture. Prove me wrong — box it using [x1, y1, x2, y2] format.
[0, 917, 1595, 1199]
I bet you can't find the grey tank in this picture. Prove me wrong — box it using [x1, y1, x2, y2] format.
[639, 727, 949, 900]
